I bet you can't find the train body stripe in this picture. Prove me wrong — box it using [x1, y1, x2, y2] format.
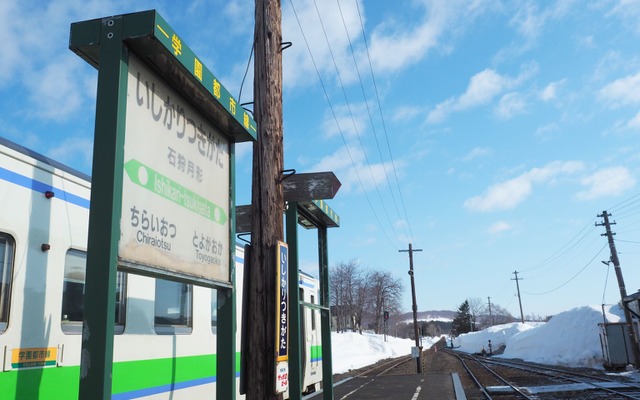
[112, 376, 216, 399]
[299, 279, 315, 289]
[310, 345, 322, 363]
[0, 354, 227, 399]
[0, 166, 90, 209]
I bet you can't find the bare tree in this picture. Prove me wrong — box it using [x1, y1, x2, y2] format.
[467, 297, 484, 332]
[368, 271, 403, 334]
[330, 260, 362, 332]
[352, 271, 368, 334]
[491, 304, 515, 325]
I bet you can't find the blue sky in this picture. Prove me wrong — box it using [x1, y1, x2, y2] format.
[3, 0, 640, 318]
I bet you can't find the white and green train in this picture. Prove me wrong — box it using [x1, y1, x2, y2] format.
[0, 136, 322, 399]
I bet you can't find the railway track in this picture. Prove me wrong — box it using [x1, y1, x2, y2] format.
[351, 354, 417, 378]
[442, 349, 640, 399]
[329, 347, 640, 399]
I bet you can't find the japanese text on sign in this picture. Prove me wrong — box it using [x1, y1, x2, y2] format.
[276, 242, 289, 362]
[120, 54, 230, 283]
[11, 347, 57, 369]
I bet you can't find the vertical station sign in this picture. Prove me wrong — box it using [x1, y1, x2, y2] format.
[275, 241, 289, 394]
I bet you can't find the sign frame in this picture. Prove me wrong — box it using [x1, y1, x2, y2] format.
[69, 10, 255, 400]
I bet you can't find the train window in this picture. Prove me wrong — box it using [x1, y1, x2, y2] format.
[61, 249, 127, 334]
[310, 295, 316, 331]
[0, 233, 15, 334]
[154, 279, 192, 334]
[211, 289, 217, 334]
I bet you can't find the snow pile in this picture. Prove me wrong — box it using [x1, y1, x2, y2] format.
[330, 331, 444, 373]
[331, 332, 413, 373]
[501, 305, 622, 368]
[453, 322, 541, 354]
[331, 305, 628, 372]
[453, 305, 624, 368]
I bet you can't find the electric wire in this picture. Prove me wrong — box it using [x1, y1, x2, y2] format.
[237, 40, 254, 106]
[525, 234, 601, 281]
[354, 0, 415, 243]
[601, 262, 611, 306]
[335, 0, 411, 243]
[520, 219, 597, 273]
[288, 0, 398, 248]
[311, 0, 403, 248]
[616, 239, 640, 244]
[608, 191, 640, 215]
[524, 243, 607, 296]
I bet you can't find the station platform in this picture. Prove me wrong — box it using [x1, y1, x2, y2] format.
[304, 372, 467, 399]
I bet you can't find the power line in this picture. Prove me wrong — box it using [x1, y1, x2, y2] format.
[288, 0, 399, 248]
[354, 0, 415, 243]
[311, 0, 403, 247]
[524, 243, 607, 295]
[336, 0, 411, 242]
[520, 219, 597, 273]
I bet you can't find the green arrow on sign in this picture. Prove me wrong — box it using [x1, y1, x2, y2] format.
[124, 159, 228, 225]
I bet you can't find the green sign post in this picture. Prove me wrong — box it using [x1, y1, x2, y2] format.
[69, 10, 255, 400]
[285, 200, 340, 400]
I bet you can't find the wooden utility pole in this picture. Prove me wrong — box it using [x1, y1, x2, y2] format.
[399, 243, 422, 374]
[512, 271, 524, 323]
[597, 211, 640, 367]
[248, 0, 284, 398]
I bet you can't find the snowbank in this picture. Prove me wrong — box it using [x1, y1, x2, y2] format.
[452, 305, 624, 368]
[330, 305, 630, 373]
[330, 331, 444, 373]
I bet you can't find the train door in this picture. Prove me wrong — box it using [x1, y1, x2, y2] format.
[309, 294, 320, 375]
[299, 287, 307, 380]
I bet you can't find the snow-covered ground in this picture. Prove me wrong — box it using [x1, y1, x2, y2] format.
[331, 331, 443, 373]
[331, 304, 635, 374]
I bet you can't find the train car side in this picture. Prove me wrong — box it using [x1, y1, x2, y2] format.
[0, 138, 323, 399]
[0, 140, 224, 398]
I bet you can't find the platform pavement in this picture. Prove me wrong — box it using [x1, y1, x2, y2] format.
[304, 372, 467, 399]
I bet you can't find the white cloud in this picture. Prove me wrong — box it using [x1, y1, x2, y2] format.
[391, 105, 425, 122]
[628, 111, 640, 129]
[47, 136, 93, 170]
[495, 92, 527, 119]
[365, 0, 489, 74]
[27, 57, 86, 121]
[495, 2, 576, 61]
[462, 147, 492, 162]
[0, 0, 125, 122]
[576, 166, 636, 200]
[488, 221, 512, 234]
[282, 0, 363, 88]
[322, 102, 370, 139]
[510, 1, 574, 41]
[464, 161, 585, 212]
[534, 122, 561, 140]
[609, 0, 640, 34]
[282, 0, 492, 88]
[427, 64, 537, 123]
[311, 144, 402, 194]
[599, 71, 640, 107]
[539, 79, 566, 102]
[428, 69, 507, 123]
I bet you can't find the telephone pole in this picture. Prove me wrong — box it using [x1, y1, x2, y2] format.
[512, 271, 524, 323]
[597, 211, 640, 367]
[399, 243, 422, 373]
[487, 296, 493, 326]
[248, 0, 284, 398]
